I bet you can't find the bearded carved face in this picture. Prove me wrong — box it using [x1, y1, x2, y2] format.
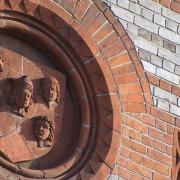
[10, 76, 33, 115]
[42, 77, 60, 107]
[13, 87, 32, 109]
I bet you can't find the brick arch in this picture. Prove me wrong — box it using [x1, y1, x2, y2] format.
[0, 0, 152, 179]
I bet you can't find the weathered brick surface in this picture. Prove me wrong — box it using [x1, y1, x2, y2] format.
[103, 0, 180, 179]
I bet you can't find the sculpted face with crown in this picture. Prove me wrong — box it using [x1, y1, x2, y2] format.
[10, 75, 33, 116]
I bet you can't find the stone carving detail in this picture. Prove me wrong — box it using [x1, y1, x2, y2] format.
[8, 75, 33, 117]
[33, 115, 55, 148]
[173, 129, 180, 180]
[42, 76, 60, 108]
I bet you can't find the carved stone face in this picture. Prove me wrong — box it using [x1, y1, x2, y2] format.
[34, 119, 50, 141]
[14, 88, 32, 109]
[42, 77, 60, 107]
[43, 81, 58, 102]
[10, 76, 33, 116]
[34, 116, 55, 148]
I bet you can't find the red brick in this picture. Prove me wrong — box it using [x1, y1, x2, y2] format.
[59, 0, 80, 14]
[118, 167, 131, 179]
[93, 23, 113, 43]
[131, 173, 143, 180]
[81, 4, 99, 28]
[113, 21, 126, 37]
[121, 34, 134, 50]
[147, 148, 172, 166]
[72, 21, 99, 55]
[112, 63, 135, 76]
[153, 172, 171, 180]
[142, 135, 153, 147]
[155, 162, 171, 176]
[166, 146, 173, 156]
[142, 156, 155, 170]
[129, 48, 146, 79]
[118, 83, 142, 94]
[153, 140, 166, 153]
[120, 94, 144, 103]
[129, 129, 141, 141]
[93, 0, 107, 12]
[160, 80, 172, 92]
[117, 157, 128, 167]
[104, 8, 117, 24]
[130, 114, 156, 127]
[155, 119, 167, 132]
[109, 52, 130, 67]
[149, 127, 173, 145]
[74, 0, 91, 21]
[172, 85, 180, 96]
[117, 72, 139, 84]
[122, 126, 129, 137]
[123, 137, 147, 154]
[123, 115, 148, 133]
[42, 0, 73, 25]
[127, 161, 152, 178]
[144, 94, 153, 105]
[130, 151, 143, 164]
[88, 13, 107, 35]
[147, 74, 159, 86]
[167, 125, 174, 135]
[171, 0, 180, 13]
[102, 41, 126, 59]
[122, 103, 146, 113]
[150, 107, 175, 125]
[119, 147, 130, 158]
[160, 0, 171, 8]
[98, 32, 120, 51]
[140, 78, 151, 93]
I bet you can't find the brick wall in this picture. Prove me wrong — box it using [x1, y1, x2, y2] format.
[103, 0, 180, 179]
[104, 0, 180, 117]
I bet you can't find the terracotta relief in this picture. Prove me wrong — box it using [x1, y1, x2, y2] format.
[42, 76, 60, 108]
[8, 75, 33, 117]
[173, 129, 180, 180]
[33, 115, 55, 148]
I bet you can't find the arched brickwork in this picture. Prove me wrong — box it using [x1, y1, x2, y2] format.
[0, 0, 155, 179]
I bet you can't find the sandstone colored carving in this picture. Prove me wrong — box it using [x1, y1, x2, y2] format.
[42, 76, 60, 108]
[33, 116, 55, 148]
[9, 75, 33, 117]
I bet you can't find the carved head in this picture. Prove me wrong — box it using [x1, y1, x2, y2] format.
[34, 116, 55, 148]
[42, 76, 60, 107]
[11, 75, 33, 112]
